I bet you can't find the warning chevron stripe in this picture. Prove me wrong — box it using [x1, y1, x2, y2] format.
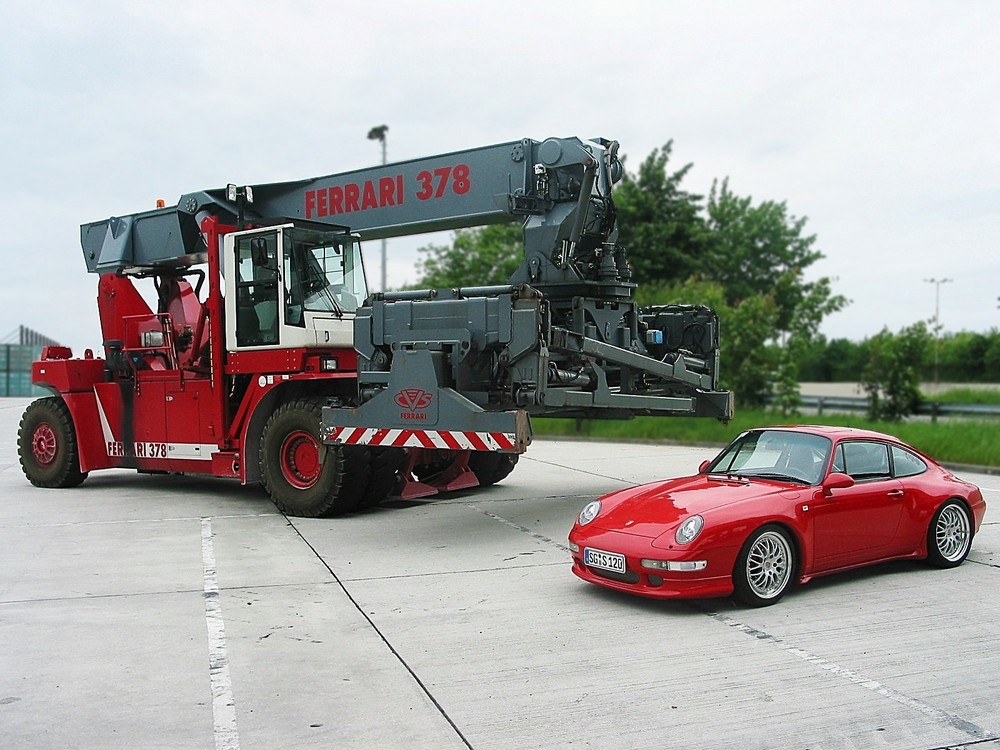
[327, 427, 516, 451]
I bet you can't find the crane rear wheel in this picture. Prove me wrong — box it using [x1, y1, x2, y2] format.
[17, 397, 88, 489]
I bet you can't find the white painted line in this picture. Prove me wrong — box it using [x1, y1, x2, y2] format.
[201, 517, 241, 750]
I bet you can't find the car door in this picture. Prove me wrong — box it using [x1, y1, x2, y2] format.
[810, 440, 905, 569]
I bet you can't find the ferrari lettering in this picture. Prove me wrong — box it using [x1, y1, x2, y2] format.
[305, 174, 405, 219]
[105, 441, 168, 459]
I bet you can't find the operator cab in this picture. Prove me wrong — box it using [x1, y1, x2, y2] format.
[223, 224, 367, 351]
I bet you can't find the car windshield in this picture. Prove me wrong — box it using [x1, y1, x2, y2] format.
[706, 429, 832, 486]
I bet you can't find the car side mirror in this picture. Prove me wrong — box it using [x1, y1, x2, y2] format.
[822, 472, 854, 496]
[699, 460, 711, 473]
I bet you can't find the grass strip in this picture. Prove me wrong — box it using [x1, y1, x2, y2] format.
[532, 410, 1000, 468]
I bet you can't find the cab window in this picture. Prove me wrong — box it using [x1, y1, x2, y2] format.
[234, 233, 280, 346]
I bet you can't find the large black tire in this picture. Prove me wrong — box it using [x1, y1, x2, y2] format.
[732, 525, 795, 607]
[357, 447, 406, 509]
[17, 397, 88, 489]
[925, 499, 973, 568]
[259, 400, 370, 517]
[468, 452, 519, 486]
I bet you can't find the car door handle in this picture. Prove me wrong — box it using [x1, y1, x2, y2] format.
[887, 489, 905, 498]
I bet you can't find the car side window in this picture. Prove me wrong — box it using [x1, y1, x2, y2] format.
[891, 445, 927, 478]
[840, 441, 891, 481]
[832, 444, 846, 473]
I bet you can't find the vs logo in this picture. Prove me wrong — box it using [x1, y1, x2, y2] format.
[394, 388, 433, 411]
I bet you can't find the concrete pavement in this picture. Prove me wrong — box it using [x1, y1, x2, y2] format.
[1, 396, 998, 749]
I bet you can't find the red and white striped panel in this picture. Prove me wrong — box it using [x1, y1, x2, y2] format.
[327, 427, 517, 452]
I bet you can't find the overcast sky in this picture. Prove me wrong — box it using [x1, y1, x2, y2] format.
[2, 1, 998, 353]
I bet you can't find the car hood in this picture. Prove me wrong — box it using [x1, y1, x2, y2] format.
[594, 474, 799, 538]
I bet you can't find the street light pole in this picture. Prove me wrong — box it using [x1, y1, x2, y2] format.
[367, 125, 389, 292]
[924, 277, 952, 387]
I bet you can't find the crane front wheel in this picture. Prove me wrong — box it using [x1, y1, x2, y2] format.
[259, 400, 369, 517]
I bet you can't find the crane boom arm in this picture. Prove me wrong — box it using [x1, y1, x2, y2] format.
[81, 137, 615, 278]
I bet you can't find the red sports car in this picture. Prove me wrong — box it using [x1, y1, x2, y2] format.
[569, 426, 986, 607]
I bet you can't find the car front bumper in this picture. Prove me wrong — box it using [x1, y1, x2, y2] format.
[569, 527, 737, 600]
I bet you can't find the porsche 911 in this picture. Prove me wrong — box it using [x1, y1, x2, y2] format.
[568, 426, 986, 607]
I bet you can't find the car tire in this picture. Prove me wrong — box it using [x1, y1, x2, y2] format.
[925, 499, 972, 568]
[732, 525, 795, 607]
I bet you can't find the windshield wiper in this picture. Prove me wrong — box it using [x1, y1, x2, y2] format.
[320, 287, 345, 318]
[707, 471, 750, 484]
[741, 471, 811, 486]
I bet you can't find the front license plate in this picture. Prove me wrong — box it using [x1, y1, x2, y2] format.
[584, 547, 626, 574]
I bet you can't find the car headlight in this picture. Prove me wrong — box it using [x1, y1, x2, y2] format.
[578, 500, 601, 526]
[675, 515, 704, 544]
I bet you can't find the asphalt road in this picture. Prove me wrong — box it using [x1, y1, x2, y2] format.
[1, 396, 998, 750]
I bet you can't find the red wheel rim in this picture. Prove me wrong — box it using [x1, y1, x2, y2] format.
[31, 423, 58, 466]
[280, 430, 321, 489]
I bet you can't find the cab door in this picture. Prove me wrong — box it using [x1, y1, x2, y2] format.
[227, 229, 281, 349]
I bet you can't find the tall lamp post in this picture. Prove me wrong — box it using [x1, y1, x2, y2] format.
[924, 277, 952, 386]
[367, 125, 389, 292]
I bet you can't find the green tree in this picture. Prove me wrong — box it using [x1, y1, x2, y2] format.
[937, 331, 990, 382]
[613, 142, 709, 285]
[984, 331, 1000, 380]
[412, 223, 522, 288]
[704, 178, 846, 333]
[861, 323, 932, 421]
[798, 336, 866, 382]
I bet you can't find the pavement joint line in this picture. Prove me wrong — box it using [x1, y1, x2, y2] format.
[703, 609, 997, 742]
[2, 512, 282, 529]
[926, 739, 1000, 750]
[519, 455, 636, 486]
[338, 561, 566, 584]
[969, 559, 1000, 570]
[0, 579, 342, 607]
[409, 492, 596, 507]
[201, 517, 241, 750]
[285, 516, 475, 750]
[467, 505, 571, 552]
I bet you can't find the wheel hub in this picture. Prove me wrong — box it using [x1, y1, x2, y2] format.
[31, 424, 57, 466]
[936, 506, 970, 561]
[280, 431, 322, 489]
[747, 533, 790, 598]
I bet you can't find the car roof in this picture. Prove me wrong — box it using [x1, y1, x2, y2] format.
[750, 424, 904, 443]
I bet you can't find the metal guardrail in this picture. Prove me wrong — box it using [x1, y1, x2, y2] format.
[799, 395, 1000, 420]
